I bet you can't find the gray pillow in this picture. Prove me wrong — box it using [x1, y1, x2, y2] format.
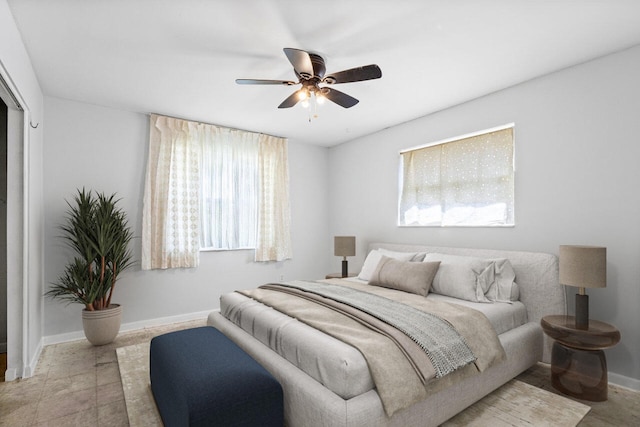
[368, 256, 440, 296]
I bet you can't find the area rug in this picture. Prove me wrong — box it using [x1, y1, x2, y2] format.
[117, 342, 590, 427]
[441, 378, 590, 426]
[116, 342, 162, 427]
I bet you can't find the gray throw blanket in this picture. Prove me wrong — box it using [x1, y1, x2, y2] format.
[267, 280, 476, 378]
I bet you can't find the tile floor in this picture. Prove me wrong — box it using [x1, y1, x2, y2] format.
[0, 319, 205, 426]
[1, 318, 638, 426]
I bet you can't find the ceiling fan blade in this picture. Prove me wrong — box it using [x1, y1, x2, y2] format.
[236, 79, 296, 85]
[278, 89, 305, 109]
[322, 87, 359, 108]
[323, 64, 382, 84]
[283, 48, 314, 79]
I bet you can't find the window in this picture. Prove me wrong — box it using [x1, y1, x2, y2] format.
[142, 115, 292, 270]
[398, 125, 514, 227]
[199, 128, 258, 250]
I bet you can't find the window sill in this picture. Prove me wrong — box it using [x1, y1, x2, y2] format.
[397, 224, 515, 228]
[199, 247, 256, 253]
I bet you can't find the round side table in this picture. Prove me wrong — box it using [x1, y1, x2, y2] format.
[541, 315, 620, 401]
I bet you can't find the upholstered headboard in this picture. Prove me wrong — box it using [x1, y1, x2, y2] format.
[368, 243, 567, 362]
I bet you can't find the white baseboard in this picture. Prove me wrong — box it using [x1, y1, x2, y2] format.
[7, 310, 213, 381]
[2, 338, 43, 382]
[119, 309, 215, 334]
[22, 338, 44, 379]
[4, 367, 18, 382]
[610, 371, 640, 392]
[43, 309, 215, 346]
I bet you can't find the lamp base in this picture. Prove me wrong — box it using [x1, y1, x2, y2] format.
[341, 260, 348, 278]
[575, 293, 589, 330]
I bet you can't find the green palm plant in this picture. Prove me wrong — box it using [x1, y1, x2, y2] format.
[46, 189, 134, 311]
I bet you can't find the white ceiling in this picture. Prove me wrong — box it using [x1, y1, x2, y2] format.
[7, 0, 640, 146]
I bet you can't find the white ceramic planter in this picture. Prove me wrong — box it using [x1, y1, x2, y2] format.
[82, 304, 122, 345]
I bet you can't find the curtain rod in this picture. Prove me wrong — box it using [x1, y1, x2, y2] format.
[149, 112, 287, 140]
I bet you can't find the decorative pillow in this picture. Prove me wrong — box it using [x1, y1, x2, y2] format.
[368, 256, 440, 296]
[424, 253, 519, 303]
[358, 249, 424, 281]
[425, 253, 493, 302]
[484, 258, 520, 302]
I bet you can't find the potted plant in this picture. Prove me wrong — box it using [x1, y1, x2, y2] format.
[46, 189, 134, 345]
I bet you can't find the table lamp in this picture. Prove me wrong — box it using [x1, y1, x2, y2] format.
[334, 236, 356, 277]
[559, 245, 606, 330]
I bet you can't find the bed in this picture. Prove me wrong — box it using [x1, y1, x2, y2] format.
[207, 243, 566, 426]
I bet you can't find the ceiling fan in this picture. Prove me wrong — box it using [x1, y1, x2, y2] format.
[236, 48, 382, 109]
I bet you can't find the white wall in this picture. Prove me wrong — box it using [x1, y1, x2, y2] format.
[328, 45, 640, 387]
[42, 97, 330, 338]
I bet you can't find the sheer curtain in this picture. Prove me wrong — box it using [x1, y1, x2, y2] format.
[400, 145, 443, 226]
[440, 128, 514, 225]
[142, 114, 292, 270]
[256, 134, 293, 262]
[142, 115, 202, 269]
[399, 126, 514, 227]
[199, 126, 258, 250]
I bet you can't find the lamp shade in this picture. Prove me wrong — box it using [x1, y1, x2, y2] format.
[334, 236, 356, 257]
[559, 245, 606, 289]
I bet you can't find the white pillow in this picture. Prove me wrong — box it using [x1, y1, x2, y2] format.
[425, 253, 493, 302]
[424, 253, 519, 303]
[378, 248, 426, 262]
[358, 249, 424, 281]
[485, 258, 519, 302]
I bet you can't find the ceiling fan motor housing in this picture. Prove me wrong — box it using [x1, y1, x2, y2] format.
[308, 53, 326, 79]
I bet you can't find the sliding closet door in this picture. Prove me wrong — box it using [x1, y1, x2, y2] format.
[0, 100, 6, 381]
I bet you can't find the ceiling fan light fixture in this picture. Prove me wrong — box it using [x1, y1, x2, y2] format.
[298, 90, 309, 101]
[236, 48, 382, 114]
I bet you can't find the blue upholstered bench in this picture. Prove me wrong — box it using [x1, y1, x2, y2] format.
[150, 326, 284, 427]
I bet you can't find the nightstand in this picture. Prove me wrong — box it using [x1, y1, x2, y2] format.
[541, 315, 620, 401]
[325, 273, 357, 279]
